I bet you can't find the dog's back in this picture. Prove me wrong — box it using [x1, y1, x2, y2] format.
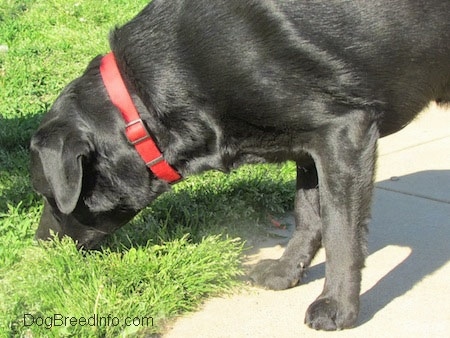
[113, 0, 450, 138]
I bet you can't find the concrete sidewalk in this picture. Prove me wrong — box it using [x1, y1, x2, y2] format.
[165, 104, 450, 338]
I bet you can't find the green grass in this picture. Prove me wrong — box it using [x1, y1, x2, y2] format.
[1, 235, 243, 337]
[0, 1, 296, 336]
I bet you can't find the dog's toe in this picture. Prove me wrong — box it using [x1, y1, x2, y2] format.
[249, 259, 302, 290]
[305, 297, 357, 331]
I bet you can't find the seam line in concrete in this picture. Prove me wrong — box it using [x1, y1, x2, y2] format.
[375, 186, 450, 205]
[379, 135, 450, 157]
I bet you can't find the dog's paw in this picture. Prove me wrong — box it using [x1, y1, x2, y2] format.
[249, 259, 302, 290]
[304, 298, 357, 331]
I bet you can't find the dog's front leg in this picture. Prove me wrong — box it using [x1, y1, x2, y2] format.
[249, 160, 323, 289]
[304, 111, 379, 330]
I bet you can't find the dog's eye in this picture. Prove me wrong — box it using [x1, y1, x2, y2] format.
[43, 196, 67, 223]
[45, 197, 57, 209]
[46, 199, 63, 223]
[52, 211, 62, 223]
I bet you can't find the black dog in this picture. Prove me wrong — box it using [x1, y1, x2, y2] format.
[30, 0, 450, 331]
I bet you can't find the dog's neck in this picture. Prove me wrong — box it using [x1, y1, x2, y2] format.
[99, 50, 291, 178]
[103, 54, 249, 178]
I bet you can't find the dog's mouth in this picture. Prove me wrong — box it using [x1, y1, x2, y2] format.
[72, 228, 109, 250]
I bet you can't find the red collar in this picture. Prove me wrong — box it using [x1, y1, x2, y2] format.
[99, 52, 181, 183]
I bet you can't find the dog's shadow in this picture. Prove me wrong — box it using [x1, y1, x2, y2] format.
[301, 170, 450, 326]
[357, 169, 450, 325]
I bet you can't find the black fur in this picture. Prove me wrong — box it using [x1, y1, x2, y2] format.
[30, 0, 450, 331]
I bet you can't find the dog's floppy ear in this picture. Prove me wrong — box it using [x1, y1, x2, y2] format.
[31, 128, 92, 214]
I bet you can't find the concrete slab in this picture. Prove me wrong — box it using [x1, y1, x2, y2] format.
[164, 104, 450, 337]
[377, 103, 450, 156]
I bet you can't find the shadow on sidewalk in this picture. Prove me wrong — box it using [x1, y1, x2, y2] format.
[360, 170, 450, 325]
[246, 170, 450, 327]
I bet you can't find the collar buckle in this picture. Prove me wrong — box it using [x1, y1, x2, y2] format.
[125, 119, 151, 146]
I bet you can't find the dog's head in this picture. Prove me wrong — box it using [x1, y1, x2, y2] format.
[30, 59, 170, 249]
